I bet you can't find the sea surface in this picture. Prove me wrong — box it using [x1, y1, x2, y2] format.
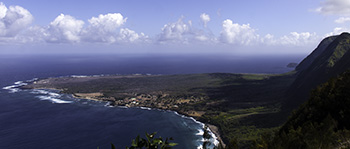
[0, 54, 304, 149]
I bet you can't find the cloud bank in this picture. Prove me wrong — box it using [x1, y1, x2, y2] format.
[157, 16, 215, 44]
[0, 1, 334, 51]
[335, 17, 350, 23]
[220, 19, 259, 45]
[21, 12, 148, 44]
[316, 0, 350, 15]
[314, 0, 350, 39]
[46, 14, 84, 43]
[0, 2, 33, 37]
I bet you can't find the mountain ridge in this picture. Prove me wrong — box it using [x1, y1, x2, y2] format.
[254, 33, 350, 148]
[295, 35, 337, 72]
[286, 32, 350, 109]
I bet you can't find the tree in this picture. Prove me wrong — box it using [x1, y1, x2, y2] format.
[118, 132, 177, 149]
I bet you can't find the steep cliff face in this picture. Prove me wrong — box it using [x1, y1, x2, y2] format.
[252, 33, 350, 148]
[295, 35, 337, 72]
[287, 32, 350, 108]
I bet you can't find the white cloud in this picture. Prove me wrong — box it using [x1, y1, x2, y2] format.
[158, 17, 215, 44]
[261, 34, 277, 45]
[260, 32, 321, 47]
[335, 17, 350, 23]
[0, 2, 7, 19]
[42, 13, 145, 44]
[45, 14, 84, 43]
[279, 32, 319, 46]
[0, 1, 328, 50]
[200, 13, 210, 27]
[325, 27, 350, 37]
[118, 28, 148, 43]
[316, 0, 350, 15]
[220, 19, 259, 45]
[195, 35, 209, 41]
[0, 2, 33, 37]
[82, 13, 128, 43]
[88, 13, 126, 33]
[158, 17, 192, 42]
[219, 19, 320, 46]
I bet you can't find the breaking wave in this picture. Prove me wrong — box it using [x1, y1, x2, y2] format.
[31, 89, 73, 104]
[172, 111, 219, 149]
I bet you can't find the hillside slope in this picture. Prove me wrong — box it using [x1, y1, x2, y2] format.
[295, 35, 337, 72]
[265, 71, 350, 148]
[287, 32, 350, 109]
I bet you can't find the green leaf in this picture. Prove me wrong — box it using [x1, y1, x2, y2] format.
[168, 143, 178, 146]
[146, 132, 151, 143]
[111, 143, 116, 149]
[135, 135, 140, 145]
[149, 132, 157, 139]
[152, 138, 162, 144]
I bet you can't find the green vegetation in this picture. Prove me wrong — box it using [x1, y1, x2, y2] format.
[296, 35, 337, 72]
[112, 132, 177, 149]
[23, 32, 350, 148]
[203, 106, 279, 146]
[254, 71, 350, 148]
[287, 32, 350, 110]
[25, 72, 295, 148]
[327, 37, 350, 67]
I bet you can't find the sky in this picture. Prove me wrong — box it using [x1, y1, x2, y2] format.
[1, 0, 350, 55]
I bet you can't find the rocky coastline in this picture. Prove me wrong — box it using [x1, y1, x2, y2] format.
[71, 90, 226, 147]
[21, 76, 226, 147]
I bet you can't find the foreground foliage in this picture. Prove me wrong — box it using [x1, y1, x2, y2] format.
[111, 132, 177, 149]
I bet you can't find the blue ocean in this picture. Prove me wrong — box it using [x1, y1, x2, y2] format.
[0, 54, 303, 149]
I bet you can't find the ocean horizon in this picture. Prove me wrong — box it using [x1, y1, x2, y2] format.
[0, 53, 303, 148]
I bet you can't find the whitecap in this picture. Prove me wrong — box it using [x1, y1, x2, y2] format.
[71, 75, 88, 78]
[2, 81, 28, 93]
[8, 88, 20, 93]
[199, 127, 220, 147]
[30, 89, 72, 104]
[30, 89, 50, 95]
[140, 107, 152, 110]
[14, 81, 23, 85]
[170, 110, 219, 148]
[103, 102, 114, 107]
[196, 129, 204, 136]
[48, 92, 61, 97]
[37, 96, 72, 104]
[2, 85, 17, 90]
[26, 78, 38, 82]
[117, 106, 128, 109]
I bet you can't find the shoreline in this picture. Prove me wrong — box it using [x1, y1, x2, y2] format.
[3, 81, 222, 148]
[17, 75, 227, 147]
[14, 86, 225, 147]
[73, 93, 225, 147]
[207, 124, 225, 147]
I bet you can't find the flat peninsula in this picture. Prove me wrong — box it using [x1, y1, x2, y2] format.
[21, 73, 296, 146]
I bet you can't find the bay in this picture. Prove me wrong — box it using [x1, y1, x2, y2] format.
[0, 54, 303, 149]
